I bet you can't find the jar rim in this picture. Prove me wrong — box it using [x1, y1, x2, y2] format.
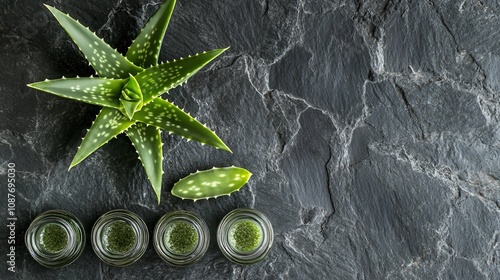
[153, 210, 210, 266]
[217, 208, 274, 265]
[25, 209, 86, 268]
[91, 209, 149, 267]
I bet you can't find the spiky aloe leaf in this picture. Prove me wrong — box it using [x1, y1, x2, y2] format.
[45, 5, 143, 79]
[171, 167, 252, 201]
[126, 123, 163, 202]
[28, 77, 126, 109]
[136, 48, 229, 104]
[127, 0, 176, 68]
[70, 107, 136, 168]
[119, 75, 143, 119]
[133, 98, 230, 151]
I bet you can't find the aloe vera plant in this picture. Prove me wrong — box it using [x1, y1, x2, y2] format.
[28, 0, 251, 203]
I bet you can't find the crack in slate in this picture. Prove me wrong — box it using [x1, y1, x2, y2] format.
[394, 83, 425, 140]
[369, 142, 500, 214]
[320, 145, 336, 240]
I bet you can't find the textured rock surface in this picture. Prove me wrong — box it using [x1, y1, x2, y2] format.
[1, 0, 500, 279]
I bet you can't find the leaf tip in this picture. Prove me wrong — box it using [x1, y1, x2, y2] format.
[43, 3, 55, 11]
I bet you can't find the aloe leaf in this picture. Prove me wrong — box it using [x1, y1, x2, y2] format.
[135, 48, 229, 104]
[28, 77, 126, 109]
[119, 75, 144, 119]
[45, 5, 143, 79]
[171, 167, 252, 201]
[133, 98, 230, 152]
[70, 107, 136, 168]
[126, 0, 176, 67]
[126, 123, 163, 203]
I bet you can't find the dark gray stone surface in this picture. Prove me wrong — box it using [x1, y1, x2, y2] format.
[1, 0, 500, 279]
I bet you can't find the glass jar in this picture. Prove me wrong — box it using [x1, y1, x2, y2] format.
[91, 209, 148, 266]
[25, 209, 86, 268]
[217, 208, 273, 264]
[153, 210, 209, 266]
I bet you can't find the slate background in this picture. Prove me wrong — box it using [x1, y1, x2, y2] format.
[1, 0, 500, 279]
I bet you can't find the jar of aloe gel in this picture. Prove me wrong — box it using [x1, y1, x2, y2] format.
[217, 208, 273, 264]
[91, 209, 148, 266]
[25, 210, 86, 268]
[153, 210, 210, 266]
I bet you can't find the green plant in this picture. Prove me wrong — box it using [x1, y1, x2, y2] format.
[28, 0, 250, 203]
[172, 166, 252, 201]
